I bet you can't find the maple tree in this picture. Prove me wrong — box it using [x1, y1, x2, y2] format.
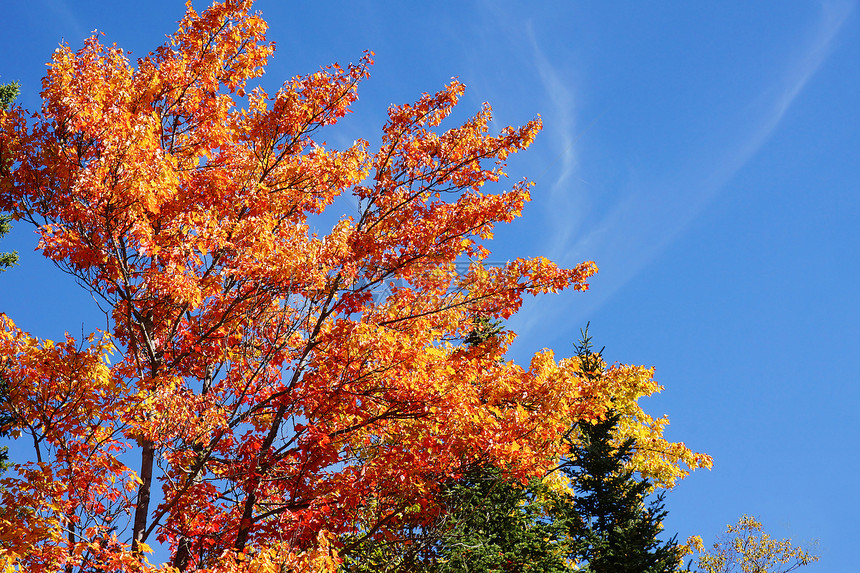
[339, 319, 572, 572]
[0, 1, 614, 571]
[0, 1, 723, 570]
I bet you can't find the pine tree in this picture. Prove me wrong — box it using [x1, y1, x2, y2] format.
[563, 413, 679, 572]
[0, 80, 19, 476]
[430, 468, 572, 573]
[562, 326, 681, 573]
[0, 79, 19, 273]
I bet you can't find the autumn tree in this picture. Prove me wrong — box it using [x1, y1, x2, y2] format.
[0, 1, 613, 571]
[682, 516, 819, 573]
[337, 318, 573, 573]
[426, 319, 572, 573]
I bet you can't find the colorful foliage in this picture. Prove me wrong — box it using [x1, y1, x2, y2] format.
[0, 1, 605, 570]
[681, 516, 819, 573]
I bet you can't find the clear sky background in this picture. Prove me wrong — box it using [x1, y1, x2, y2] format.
[1, 1, 858, 570]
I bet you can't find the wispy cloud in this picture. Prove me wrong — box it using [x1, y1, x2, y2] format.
[514, 0, 855, 347]
[524, 22, 583, 259]
[507, 23, 591, 339]
[727, 0, 854, 186]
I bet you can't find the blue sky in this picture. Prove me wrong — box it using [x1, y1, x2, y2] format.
[2, 1, 858, 570]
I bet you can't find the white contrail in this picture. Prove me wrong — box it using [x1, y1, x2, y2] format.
[513, 0, 855, 348]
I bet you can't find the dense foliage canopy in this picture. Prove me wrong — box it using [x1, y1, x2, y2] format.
[0, 2, 730, 572]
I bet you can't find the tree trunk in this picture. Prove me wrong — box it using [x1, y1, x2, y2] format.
[131, 439, 155, 556]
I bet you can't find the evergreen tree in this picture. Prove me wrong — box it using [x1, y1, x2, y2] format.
[0, 79, 20, 475]
[563, 326, 681, 573]
[0, 80, 20, 111]
[0, 79, 20, 274]
[425, 325, 685, 572]
[431, 468, 572, 573]
[563, 412, 680, 572]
